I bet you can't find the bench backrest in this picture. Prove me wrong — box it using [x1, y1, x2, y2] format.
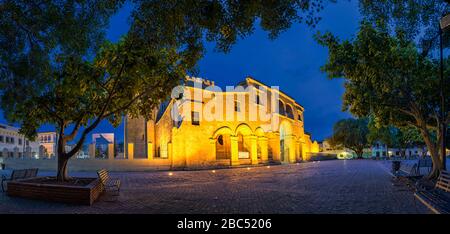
[25, 168, 38, 178]
[436, 170, 450, 193]
[97, 169, 110, 185]
[10, 168, 39, 180]
[418, 159, 432, 167]
[11, 169, 27, 180]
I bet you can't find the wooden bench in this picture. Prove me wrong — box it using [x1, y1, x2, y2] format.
[413, 158, 432, 176]
[97, 169, 121, 196]
[414, 170, 450, 214]
[1, 168, 39, 191]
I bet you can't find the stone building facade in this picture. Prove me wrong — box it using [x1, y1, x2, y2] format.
[0, 124, 40, 159]
[125, 76, 319, 169]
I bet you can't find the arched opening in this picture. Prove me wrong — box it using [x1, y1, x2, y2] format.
[286, 104, 294, 119]
[279, 121, 293, 163]
[216, 134, 231, 160]
[237, 133, 249, 159]
[278, 100, 285, 115]
[235, 124, 253, 160]
[213, 126, 233, 161]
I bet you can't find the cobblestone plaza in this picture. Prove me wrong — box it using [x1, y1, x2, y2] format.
[0, 160, 429, 214]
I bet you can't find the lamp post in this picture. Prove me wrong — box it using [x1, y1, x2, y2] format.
[439, 13, 449, 170]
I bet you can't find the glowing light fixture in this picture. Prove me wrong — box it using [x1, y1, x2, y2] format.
[168, 172, 173, 176]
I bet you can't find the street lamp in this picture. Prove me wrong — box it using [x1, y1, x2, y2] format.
[439, 13, 449, 170]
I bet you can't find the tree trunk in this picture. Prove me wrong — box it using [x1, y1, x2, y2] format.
[417, 123, 442, 180]
[56, 131, 69, 182]
[57, 155, 69, 181]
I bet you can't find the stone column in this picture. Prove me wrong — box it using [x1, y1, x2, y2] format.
[230, 135, 240, 166]
[296, 141, 304, 161]
[107, 143, 114, 160]
[247, 135, 258, 165]
[208, 138, 216, 162]
[147, 142, 153, 160]
[285, 135, 296, 163]
[89, 144, 95, 159]
[259, 137, 269, 163]
[168, 142, 173, 161]
[269, 133, 280, 162]
[295, 141, 302, 161]
[127, 143, 134, 160]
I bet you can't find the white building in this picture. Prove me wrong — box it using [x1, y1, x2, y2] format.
[371, 141, 428, 159]
[0, 124, 40, 159]
[38, 131, 59, 158]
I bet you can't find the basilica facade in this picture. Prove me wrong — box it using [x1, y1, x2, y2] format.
[124, 76, 319, 169]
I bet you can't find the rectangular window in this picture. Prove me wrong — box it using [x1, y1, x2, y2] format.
[5, 136, 9, 143]
[26, 140, 29, 146]
[234, 101, 241, 112]
[191, 111, 200, 125]
[0, 135, 3, 142]
[11, 137, 14, 144]
[256, 95, 260, 104]
[18, 138, 22, 145]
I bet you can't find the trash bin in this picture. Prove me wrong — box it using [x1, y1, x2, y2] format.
[392, 160, 401, 174]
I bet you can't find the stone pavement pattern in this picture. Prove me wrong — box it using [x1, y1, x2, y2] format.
[0, 160, 430, 214]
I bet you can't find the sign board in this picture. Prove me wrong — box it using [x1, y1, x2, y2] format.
[238, 151, 249, 159]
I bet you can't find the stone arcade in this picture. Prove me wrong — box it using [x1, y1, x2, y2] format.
[124, 76, 319, 169]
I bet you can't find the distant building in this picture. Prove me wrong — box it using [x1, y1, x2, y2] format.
[371, 141, 428, 159]
[89, 133, 115, 159]
[0, 124, 39, 159]
[38, 132, 58, 158]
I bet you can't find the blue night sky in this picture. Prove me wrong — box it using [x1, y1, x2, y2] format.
[0, 0, 361, 143]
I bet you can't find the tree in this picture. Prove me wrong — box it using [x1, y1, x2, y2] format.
[359, 0, 449, 57]
[316, 22, 450, 179]
[395, 126, 426, 158]
[0, 0, 191, 181]
[328, 118, 369, 159]
[130, 0, 329, 54]
[0, 0, 330, 181]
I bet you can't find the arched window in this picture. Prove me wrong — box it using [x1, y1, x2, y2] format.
[216, 134, 231, 160]
[286, 105, 294, 119]
[278, 100, 285, 115]
[297, 111, 303, 121]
